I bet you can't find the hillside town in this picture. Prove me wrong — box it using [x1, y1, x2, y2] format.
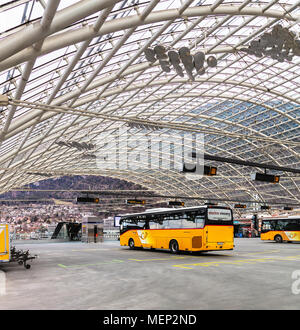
[0, 175, 143, 239]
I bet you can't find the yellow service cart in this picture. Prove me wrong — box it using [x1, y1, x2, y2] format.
[0, 224, 10, 264]
[0, 224, 37, 269]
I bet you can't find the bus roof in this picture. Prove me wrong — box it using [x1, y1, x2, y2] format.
[117, 205, 230, 219]
[262, 216, 300, 221]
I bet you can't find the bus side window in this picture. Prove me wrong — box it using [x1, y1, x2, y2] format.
[276, 221, 285, 231]
[161, 220, 169, 229]
[262, 221, 271, 231]
[294, 221, 300, 231]
[149, 221, 166, 229]
[181, 218, 195, 228]
[149, 221, 159, 229]
[167, 219, 181, 229]
[195, 216, 205, 228]
[285, 220, 300, 231]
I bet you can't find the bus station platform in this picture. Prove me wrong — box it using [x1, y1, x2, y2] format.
[1, 238, 300, 310]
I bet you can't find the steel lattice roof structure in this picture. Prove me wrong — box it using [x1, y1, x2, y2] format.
[0, 0, 299, 208]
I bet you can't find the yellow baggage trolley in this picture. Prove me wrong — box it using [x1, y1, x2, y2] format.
[0, 224, 10, 264]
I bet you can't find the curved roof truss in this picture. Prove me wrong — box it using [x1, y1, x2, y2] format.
[0, 0, 299, 209]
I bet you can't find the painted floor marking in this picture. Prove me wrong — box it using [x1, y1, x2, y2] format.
[57, 256, 190, 268]
[71, 248, 111, 252]
[56, 248, 300, 270]
[173, 254, 300, 270]
[128, 256, 187, 262]
[234, 250, 280, 256]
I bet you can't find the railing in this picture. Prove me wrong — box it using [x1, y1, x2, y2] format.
[103, 234, 119, 240]
[11, 233, 54, 240]
[11, 233, 120, 241]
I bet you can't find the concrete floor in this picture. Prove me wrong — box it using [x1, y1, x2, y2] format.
[1, 238, 300, 310]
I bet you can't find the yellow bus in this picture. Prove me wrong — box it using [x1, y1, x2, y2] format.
[118, 206, 234, 253]
[0, 224, 10, 263]
[261, 216, 300, 243]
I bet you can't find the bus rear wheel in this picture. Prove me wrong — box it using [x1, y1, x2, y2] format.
[128, 238, 135, 249]
[169, 240, 179, 254]
[274, 235, 283, 243]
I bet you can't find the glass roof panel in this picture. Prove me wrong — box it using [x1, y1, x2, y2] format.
[0, 0, 299, 207]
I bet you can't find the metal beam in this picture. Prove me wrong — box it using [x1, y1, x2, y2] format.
[2, 189, 300, 207]
[5, 96, 300, 147]
[0, 0, 122, 64]
[201, 154, 300, 174]
[1, 4, 298, 71]
[0, 0, 61, 143]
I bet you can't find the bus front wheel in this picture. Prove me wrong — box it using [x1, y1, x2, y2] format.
[128, 238, 135, 249]
[169, 240, 179, 254]
[274, 235, 283, 243]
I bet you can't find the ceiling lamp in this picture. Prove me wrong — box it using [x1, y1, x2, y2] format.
[178, 46, 190, 58]
[259, 33, 273, 48]
[153, 44, 171, 72]
[144, 48, 156, 63]
[241, 24, 300, 62]
[154, 45, 168, 59]
[81, 142, 91, 150]
[56, 141, 67, 147]
[144, 45, 218, 80]
[81, 154, 96, 159]
[56, 140, 95, 151]
[27, 172, 52, 177]
[127, 121, 162, 131]
[179, 47, 195, 81]
[168, 50, 184, 77]
[70, 141, 84, 150]
[193, 51, 205, 72]
[198, 67, 206, 75]
[207, 55, 217, 67]
[159, 59, 171, 73]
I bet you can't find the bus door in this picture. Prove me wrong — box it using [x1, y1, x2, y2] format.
[136, 221, 154, 248]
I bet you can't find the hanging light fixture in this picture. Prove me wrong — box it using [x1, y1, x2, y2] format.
[179, 47, 195, 81]
[154, 44, 168, 59]
[168, 50, 184, 77]
[159, 59, 171, 72]
[207, 55, 217, 67]
[144, 48, 156, 63]
[154, 44, 171, 72]
[198, 67, 206, 75]
[241, 24, 300, 62]
[193, 51, 205, 72]
[144, 44, 218, 79]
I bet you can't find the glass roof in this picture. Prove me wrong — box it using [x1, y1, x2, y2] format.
[0, 0, 299, 208]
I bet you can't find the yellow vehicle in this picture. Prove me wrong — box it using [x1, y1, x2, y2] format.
[119, 206, 234, 253]
[261, 216, 300, 243]
[0, 224, 10, 263]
